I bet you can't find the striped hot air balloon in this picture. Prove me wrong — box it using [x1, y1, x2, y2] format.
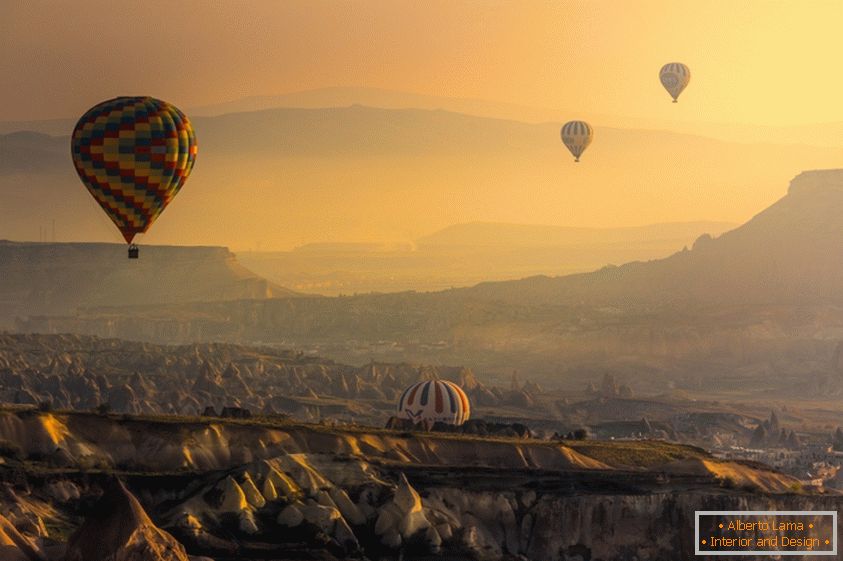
[397, 380, 470, 426]
[560, 120, 593, 162]
[659, 62, 691, 102]
[71, 97, 198, 258]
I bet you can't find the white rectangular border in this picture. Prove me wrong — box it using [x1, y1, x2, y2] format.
[695, 511, 838, 556]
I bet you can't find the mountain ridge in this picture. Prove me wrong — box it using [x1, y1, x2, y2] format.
[417, 220, 738, 248]
[0, 241, 298, 328]
[8, 87, 843, 148]
[3, 104, 842, 249]
[457, 169, 843, 308]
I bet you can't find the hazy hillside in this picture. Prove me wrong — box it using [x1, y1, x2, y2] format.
[461, 169, 843, 308]
[0, 117, 75, 136]
[189, 86, 568, 122]
[0, 241, 295, 328]
[188, 87, 843, 148]
[417, 221, 736, 247]
[241, 220, 735, 294]
[2, 105, 842, 249]
[5, 86, 843, 148]
[22, 170, 843, 388]
[0, 131, 66, 174]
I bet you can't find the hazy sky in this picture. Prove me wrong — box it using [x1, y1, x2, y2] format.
[3, 0, 843, 125]
[4, 1, 843, 251]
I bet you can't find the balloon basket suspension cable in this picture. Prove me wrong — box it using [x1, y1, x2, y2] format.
[128, 244, 139, 259]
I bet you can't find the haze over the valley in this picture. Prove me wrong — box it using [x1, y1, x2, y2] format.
[5, 0, 843, 385]
[9, 4, 843, 561]
[5, 1, 843, 257]
[2, 102, 839, 254]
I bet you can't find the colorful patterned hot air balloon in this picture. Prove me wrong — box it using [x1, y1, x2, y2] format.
[397, 380, 470, 426]
[561, 120, 593, 162]
[70, 97, 197, 257]
[659, 62, 691, 102]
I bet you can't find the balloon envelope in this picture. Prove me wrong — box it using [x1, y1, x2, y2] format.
[561, 120, 593, 162]
[70, 97, 197, 243]
[659, 62, 691, 102]
[397, 380, 470, 425]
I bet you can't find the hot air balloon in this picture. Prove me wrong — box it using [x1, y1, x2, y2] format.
[560, 121, 593, 162]
[70, 97, 198, 259]
[397, 380, 470, 426]
[659, 62, 690, 102]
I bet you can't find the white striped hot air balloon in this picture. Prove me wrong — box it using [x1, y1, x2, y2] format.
[560, 121, 593, 162]
[396, 380, 470, 426]
[659, 62, 691, 102]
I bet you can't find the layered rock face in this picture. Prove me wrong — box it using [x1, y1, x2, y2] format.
[0, 409, 830, 561]
[64, 480, 188, 561]
[0, 512, 44, 561]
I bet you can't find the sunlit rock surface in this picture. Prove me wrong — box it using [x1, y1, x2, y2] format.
[0, 409, 831, 560]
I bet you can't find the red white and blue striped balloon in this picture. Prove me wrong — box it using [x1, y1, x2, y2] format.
[397, 380, 470, 425]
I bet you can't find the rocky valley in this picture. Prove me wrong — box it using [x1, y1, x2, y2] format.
[1, 333, 833, 451]
[7, 7, 843, 559]
[0, 408, 833, 561]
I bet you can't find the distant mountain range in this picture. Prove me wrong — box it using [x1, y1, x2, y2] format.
[189, 86, 565, 122]
[416, 221, 736, 248]
[459, 169, 843, 308]
[1, 103, 841, 250]
[7, 87, 843, 147]
[0, 131, 67, 174]
[188, 87, 843, 148]
[240, 220, 735, 295]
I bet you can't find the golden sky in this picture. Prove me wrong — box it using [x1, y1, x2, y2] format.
[3, 0, 843, 126]
[5, 0, 843, 250]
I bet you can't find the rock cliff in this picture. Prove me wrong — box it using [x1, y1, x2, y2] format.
[0, 241, 295, 328]
[0, 409, 829, 560]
